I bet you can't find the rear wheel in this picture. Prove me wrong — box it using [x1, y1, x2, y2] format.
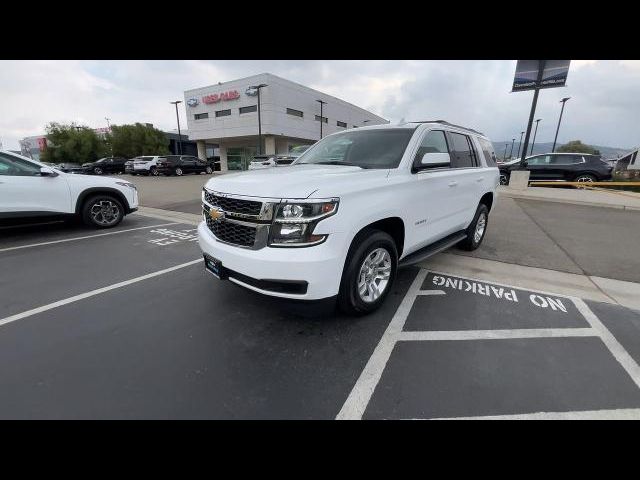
[574, 173, 596, 183]
[205, 166, 213, 174]
[150, 166, 159, 176]
[174, 167, 183, 176]
[338, 229, 398, 316]
[499, 173, 509, 185]
[81, 195, 124, 228]
[458, 203, 489, 251]
[93, 167, 103, 175]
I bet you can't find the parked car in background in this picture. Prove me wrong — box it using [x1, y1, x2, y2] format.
[248, 155, 296, 170]
[53, 162, 83, 173]
[125, 155, 162, 176]
[81, 157, 128, 175]
[155, 155, 215, 176]
[0, 150, 138, 228]
[498, 153, 613, 185]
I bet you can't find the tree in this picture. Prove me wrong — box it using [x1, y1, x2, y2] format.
[557, 140, 600, 155]
[40, 122, 108, 164]
[108, 123, 170, 158]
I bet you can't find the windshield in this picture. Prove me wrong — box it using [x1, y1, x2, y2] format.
[294, 129, 414, 169]
[289, 145, 310, 156]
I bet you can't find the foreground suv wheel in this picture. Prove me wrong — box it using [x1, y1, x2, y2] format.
[338, 229, 398, 316]
[81, 195, 124, 228]
[458, 203, 489, 251]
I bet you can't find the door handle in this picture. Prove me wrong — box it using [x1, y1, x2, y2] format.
[448, 181, 458, 187]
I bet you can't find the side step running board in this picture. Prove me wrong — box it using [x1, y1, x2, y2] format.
[398, 231, 467, 268]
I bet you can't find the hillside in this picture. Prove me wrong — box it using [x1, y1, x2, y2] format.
[491, 141, 636, 160]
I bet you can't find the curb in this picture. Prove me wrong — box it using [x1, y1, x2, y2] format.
[499, 190, 640, 211]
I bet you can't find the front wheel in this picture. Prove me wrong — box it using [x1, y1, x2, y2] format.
[574, 174, 596, 183]
[338, 230, 398, 316]
[150, 166, 159, 176]
[81, 195, 124, 228]
[174, 167, 183, 176]
[458, 203, 489, 251]
[205, 166, 213, 174]
[499, 173, 509, 185]
[93, 167, 103, 175]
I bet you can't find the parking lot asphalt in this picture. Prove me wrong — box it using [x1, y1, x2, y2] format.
[2, 212, 640, 419]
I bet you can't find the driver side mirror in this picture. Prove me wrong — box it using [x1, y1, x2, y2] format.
[40, 166, 58, 177]
[420, 152, 451, 168]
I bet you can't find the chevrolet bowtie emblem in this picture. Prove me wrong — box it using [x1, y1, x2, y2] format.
[209, 208, 225, 221]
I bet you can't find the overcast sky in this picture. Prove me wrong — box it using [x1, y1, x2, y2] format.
[1, 60, 638, 151]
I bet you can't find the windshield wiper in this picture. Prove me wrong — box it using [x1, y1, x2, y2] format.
[313, 161, 364, 168]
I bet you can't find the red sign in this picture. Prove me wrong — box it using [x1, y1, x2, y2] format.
[202, 90, 240, 104]
[37, 137, 47, 152]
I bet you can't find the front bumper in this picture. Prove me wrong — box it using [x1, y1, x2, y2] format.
[197, 221, 346, 300]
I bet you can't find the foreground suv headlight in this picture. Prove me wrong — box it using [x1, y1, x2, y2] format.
[269, 198, 339, 247]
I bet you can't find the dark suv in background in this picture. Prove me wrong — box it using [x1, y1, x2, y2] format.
[156, 155, 215, 176]
[81, 157, 128, 175]
[499, 153, 613, 185]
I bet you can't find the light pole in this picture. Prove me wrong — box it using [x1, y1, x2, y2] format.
[316, 99, 327, 139]
[247, 84, 268, 154]
[105, 117, 113, 156]
[552, 97, 571, 153]
[509, 138, 515, 158]
[530, 118, 541, 155]
[503, 143, 508, 161]
[516, 131, 524, 158]
[170, 100, 184, 155]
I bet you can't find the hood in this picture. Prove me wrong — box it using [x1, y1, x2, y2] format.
[63, 172, 126, 187]
[204, 164, 390, 199]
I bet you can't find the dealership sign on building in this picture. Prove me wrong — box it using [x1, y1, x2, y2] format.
[201, 90, 241, 105]
[512, 60, 571, 92]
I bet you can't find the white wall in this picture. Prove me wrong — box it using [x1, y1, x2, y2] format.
[184, 73, 387, 143]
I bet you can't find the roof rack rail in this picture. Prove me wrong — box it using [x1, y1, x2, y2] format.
[408, 120, 485, 136]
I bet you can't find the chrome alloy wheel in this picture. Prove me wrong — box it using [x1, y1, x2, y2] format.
[575, 175, 595, 182]
[474, 211, 487, 244]
[357, 248, 392, 303]
[90, 200, 120, 226]
[499, 174, 509, 185]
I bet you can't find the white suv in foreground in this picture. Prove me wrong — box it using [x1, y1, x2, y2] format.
[198, 121, 499, 314]
[0, 150, 139, 228]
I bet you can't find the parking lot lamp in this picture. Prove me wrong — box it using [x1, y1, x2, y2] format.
[530, 118, 541, 155]
[316, 99, 327, 139]
[516, 131, 524, 159]
[503, 143, 508, 160]
[105, 117, 113, 156]
[552, 97, 571, 152]
[170, 100, 183, 155]
[247, 84, 268, 155]
[509, 138, 515, 158]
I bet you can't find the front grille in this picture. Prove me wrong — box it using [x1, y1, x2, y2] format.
[206, 216, 256, 247]
[204, 191, 262, 216]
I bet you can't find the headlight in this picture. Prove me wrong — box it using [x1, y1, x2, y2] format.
[270, 198, 338, 247]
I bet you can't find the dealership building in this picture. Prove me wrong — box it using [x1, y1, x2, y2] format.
[184, 73, 388, 171]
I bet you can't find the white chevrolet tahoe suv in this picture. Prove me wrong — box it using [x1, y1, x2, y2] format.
[0, 150, 139, 228]
[198, 121, 499, 314]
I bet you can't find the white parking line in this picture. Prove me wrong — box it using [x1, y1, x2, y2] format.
[0, 259, 202, 329]
[0, 223, 181, 253]
[337, 268, 640, 420]
[398, 328, 596, 341]
[573, 298, 640, 390]
[428, 408, 640, 420]
[336, 269, 429, 420]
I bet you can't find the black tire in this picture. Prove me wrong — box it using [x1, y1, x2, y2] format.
[150, 166, 159, 176]
[338, 229, 398, 316]
[93, 167, 103, 175]
[174, 167, 183, 176]
[205, 166, 213, 174]
[81, 194, 124, 229]
[499, 173, 509, 185]
[458, 203, 489, 251]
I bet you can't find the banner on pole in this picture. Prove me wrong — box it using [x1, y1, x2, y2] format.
[512, 60, 571, 92]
